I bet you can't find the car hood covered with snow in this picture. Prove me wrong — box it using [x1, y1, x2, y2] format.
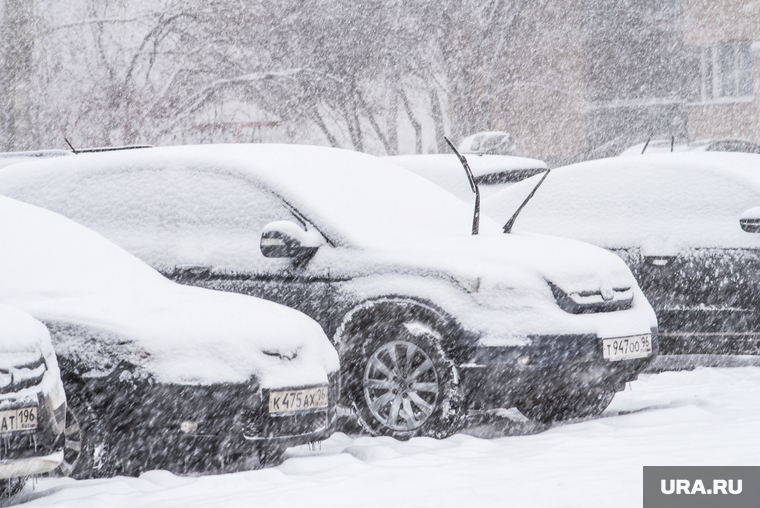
[0, 196, 338, 387]
[0, 304, 66, 423]
[0, 304, 53, 356]
[312, 232, 656, 346]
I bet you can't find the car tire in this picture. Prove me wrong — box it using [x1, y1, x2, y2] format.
[56, 393, 110, 479]
[347, 317, 464, 440]
[517, 387, 616, 424]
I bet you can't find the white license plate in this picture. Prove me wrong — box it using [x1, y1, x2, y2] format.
[602, 334, 653, 361]
[0, 407, 38, 434]
[269, 386, 328, 415]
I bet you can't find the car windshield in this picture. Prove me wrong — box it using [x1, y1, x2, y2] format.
[202, 145, 502, 248]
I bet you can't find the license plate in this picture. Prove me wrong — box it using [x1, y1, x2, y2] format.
[0, 407, 38, 434]
[602, 334, 653, 361]
[269, 386, 328, 415]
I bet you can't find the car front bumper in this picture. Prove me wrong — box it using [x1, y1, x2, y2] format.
[0, 451, 63, 478]
[0, 392, 65, 479]
[459, 328, 659, 409]
[97, 370, 339, 475]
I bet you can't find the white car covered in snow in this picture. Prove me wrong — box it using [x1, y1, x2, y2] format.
[0, 196, 339, 478]
[387, 153, 548, 201]
[0, 144, 657, 436]
[0, 305, 66, 497]
[458, 131, 516, 155]
[619, 138, 760, 156]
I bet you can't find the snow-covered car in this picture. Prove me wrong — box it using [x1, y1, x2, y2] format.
[483, 152, 760, 357]
[0, 305, 66, 497]
[619, 138, 760, 156]
[0, 195, 339, 478]
[0, 144, 657, 433]
[458, 131, 515, 155]
[387, 154, 548, 201]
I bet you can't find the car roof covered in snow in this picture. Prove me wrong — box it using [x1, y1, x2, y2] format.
[0, 144, 501, 248]
[619, 138, 760, 156]
[0, 195, 338, 387]
[483, 152, 760, 254]
[387, 153, 548, 201]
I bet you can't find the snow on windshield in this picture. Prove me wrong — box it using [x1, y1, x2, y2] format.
[226, 144, 503, 246]
[0, 144, 500, 252]
[483, 153, 760, 255]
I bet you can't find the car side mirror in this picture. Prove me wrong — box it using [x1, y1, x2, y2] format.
[740, 207, 760, 233]
[260, 221, 326, 258]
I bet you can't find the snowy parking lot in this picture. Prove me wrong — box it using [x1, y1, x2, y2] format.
[11, 364, 760, 508]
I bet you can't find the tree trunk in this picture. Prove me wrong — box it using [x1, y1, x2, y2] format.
[430, 87, 447, 154]
[1, 0, 35, 151]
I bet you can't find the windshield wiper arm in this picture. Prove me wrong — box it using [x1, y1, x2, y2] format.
[444, 136, 480, 235]
[503, 169, 551, 233]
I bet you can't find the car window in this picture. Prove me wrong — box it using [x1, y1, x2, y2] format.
[1, 164, 296, 273]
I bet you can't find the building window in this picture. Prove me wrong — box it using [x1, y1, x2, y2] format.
[699, 41, 753, 101]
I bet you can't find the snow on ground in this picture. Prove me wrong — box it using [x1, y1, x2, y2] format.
[10, 365, 760, 508]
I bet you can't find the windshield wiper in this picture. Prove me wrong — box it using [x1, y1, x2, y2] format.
[444, 136, 480, 235]
[503, 169, 551, 233]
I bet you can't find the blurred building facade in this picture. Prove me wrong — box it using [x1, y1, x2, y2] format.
[506, 0, 759, 165]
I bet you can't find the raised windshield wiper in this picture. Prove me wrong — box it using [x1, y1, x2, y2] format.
[444, 136, 480, 235]
[502, 169, 551, 233]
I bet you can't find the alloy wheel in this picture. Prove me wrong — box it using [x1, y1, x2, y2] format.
[363, 340, 440, 431]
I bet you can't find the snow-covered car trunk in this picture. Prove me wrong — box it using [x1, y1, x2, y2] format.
[0, 144, 656, 439]
[0, 195, 339, 478]
[0, 304, 66, 495]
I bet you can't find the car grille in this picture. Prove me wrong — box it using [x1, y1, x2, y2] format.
[549, 282, 633, 314]
[0, 353, 47, 394]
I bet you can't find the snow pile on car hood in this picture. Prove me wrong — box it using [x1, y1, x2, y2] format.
[317, 232, 656, 344]
[0, 196, 338, 387]
[0, 304, 52, 355]
[0, 304, 66, 422]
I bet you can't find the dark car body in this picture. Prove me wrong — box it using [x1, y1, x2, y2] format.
[0, 195, 340, 478]
[485, 152, 760, 358]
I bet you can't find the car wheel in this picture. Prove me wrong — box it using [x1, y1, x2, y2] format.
[517, 387, 616, 424]
[350, 320, 464, 440]
[56, 394, 109, 479]
[0, 476, 26, 498]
